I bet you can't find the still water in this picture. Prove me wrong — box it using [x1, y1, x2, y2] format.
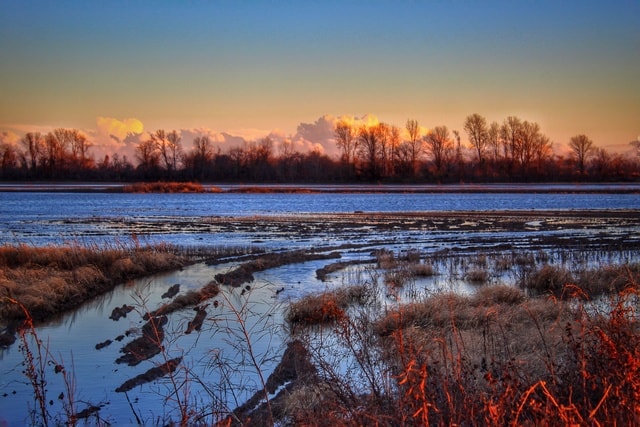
[1, 189, 639, 247]
[0, 188, 639, 425]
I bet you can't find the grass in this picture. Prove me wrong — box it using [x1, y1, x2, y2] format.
[286, 285, 372, 326]
[0, 242, 188, 321]
[2, 240, 639, 425]
[122, 181, 221, 193]
[521, 262, 640, 298]
[285, 280, 640, 426]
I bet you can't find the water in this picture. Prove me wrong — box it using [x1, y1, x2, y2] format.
[1, 190, 639, 247]
[0, 187, 639, 424]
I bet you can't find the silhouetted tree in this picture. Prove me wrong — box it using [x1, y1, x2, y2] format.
[424, 126, 453, 178]
[405, 119, 423, 176]
[569, 134, 594, 177]
[357, 124, 385, 180]
[500, 116, 522, 175]
[20, 132, 44, 175]
[151, 129, 182, 178]
[0, 142, 20, 177]
[464, 113, 488, 165]
[334, 120, 358, 165]
[135, 138, 160, 178]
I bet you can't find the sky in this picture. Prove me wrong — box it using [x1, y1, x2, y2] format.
[1, 0, 639, 160]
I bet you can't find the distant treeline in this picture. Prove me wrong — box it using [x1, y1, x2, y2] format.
[1, 114, 639, 183]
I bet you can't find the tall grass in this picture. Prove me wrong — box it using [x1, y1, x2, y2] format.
[284, 268, 640, 425]
[122, 182, 220, 193]
[0, 242, 187, 321]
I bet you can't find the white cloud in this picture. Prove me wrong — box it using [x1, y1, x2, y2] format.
[291, 113, 385, 156]
[96, 117, 144, 141]
[0, 130, 21, 147]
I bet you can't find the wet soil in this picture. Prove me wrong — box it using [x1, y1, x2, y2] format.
[76, 210, 640, 253]
[116, 315, 168, 366]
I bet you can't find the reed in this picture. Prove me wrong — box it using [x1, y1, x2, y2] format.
[0, 242, 187, 321]
[122, 181, 218, 193]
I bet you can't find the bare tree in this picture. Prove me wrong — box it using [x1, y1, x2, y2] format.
[500, 116, 523, 173]
[487, 121, 501, 163]
[518, 121, 541, 172]
[424, 126, 453, 175]
[44, 131, 65, 173]
[166, 130, 183, 174]
[189, 135, 214, 179]
[67, 129, 91, 166]
[405, 119, 423, 175]
[334, 120, 358, 164]
[136, 138, 160, 172]
[463, 113, 488, 164]
[388, 125, 402, 176]
[150, 130, 169, 171]
[569, 134, 594, 176]
[358, 124, 382, 179]
[374, 123, 392, 177]
[0, 142, 20, 174]
[20, 132, 44, 173]
[148, 129, 182, 177]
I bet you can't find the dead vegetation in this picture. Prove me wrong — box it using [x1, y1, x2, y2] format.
[284, 278, 640, 426]
[0, 242, 187, 321]
[122, 181, 220, 193]
[215, 250, 341, 287]
[286, 285, 372, 326]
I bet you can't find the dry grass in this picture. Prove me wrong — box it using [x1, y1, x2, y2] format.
[122, 181, 219, 193]
[522, 262, 640, 298]
[286, 285, 371, 326]
[284, 278, 640, 426]
[0, 243, 187, 321]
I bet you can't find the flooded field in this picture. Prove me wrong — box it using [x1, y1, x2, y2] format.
[0, 189, 639, 425]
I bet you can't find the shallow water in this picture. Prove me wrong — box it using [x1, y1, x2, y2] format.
[0, 189, 639, 424]
[1, 190, 639, 247]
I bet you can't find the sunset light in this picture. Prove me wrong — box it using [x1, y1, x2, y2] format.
[1, 2, 639, 426]
[1, 1, 638, 161]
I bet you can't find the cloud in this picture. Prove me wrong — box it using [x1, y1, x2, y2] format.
[0, 130, 21, 147]
[291, 113, 386, 156]
[96, 117, 144, 141]
[91, 117, 145, 161]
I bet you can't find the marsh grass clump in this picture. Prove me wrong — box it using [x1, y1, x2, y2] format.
[122, 181, 216, 193]
[286, 285, 370, 327]
[409, 261, 435, 277]
[465, 267, 490, 283]
[521, 262, 640, 299]
[576, 262, 640, 297]
[521, 264, 574, 296]
[285, 277, 639, 426]
[0, 243, 187, 321]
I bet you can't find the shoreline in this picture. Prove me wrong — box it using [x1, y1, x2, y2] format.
[1, 182, 640, 194]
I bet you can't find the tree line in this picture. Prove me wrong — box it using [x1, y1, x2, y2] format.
[1, 113, 638, 183]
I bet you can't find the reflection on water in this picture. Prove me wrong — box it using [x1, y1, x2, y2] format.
[0, 263, 287, 426]
[2, 190, 640, 247]
[1, 190, 639, 424]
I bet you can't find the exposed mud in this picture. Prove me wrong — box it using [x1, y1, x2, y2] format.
[161, 283, 180, 299]
[185, 304, 208, 334]
[67, 210, 640, 255]
[229, 340, 317, 425]
[214, 250, 342, 287]
[115, 357, 183, 393]
[109, 304, 134, 321]
[116, 315, 168, 366]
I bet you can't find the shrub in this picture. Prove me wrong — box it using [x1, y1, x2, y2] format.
[521, 264, 574, 297]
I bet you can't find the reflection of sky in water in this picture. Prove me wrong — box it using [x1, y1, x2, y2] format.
[2, 191, 640, 248]
[0, 264, 287, 426]
[1, 190, 638, 424]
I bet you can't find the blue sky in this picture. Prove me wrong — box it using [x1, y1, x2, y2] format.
[1, 0, 638, 156]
